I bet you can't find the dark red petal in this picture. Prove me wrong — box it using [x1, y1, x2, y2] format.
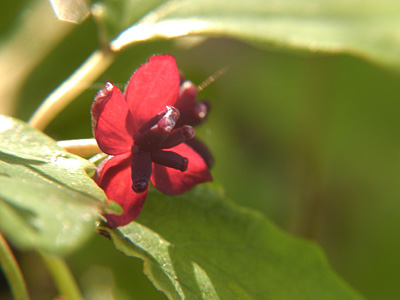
[150, 143, 212, 195]
[98, 152, 148, 228]
[185, 138, 214, 168]
[91, 82, 134, 155]
[124, 55, 180, 132]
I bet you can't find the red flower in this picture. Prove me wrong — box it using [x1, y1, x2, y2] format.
[91, 55, 212, 227]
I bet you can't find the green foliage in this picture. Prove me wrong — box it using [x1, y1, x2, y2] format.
[2, 0, 400, 299]
[103, 185, 364, 300]
[101, 0, 400, 69]
[0, 115, 115, 255]
[98, 0, 167, 39]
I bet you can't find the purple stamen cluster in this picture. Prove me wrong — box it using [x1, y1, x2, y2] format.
[131, 106, 192, 193]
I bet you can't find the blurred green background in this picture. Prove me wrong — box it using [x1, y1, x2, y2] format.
[1, 0, 400, 299]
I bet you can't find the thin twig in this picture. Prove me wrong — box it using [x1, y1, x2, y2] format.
[0, 233, 30, 300]
[57, 138, 100, 158]
[29, 49, 115, 130]
[40, 253, 82, 300]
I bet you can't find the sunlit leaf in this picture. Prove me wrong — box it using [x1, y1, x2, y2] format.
[98, 0, 400, 69]
[0, 115, 116, 255]
[104, 184, 365, 300]
[95, 0, 166, 39]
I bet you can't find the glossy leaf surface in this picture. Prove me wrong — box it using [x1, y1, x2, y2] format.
[0, 115, 115, 255]
[105, 185, 364, 300]
[99, 0, 400, 69]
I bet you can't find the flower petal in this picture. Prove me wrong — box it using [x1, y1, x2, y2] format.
[98, 152, 147, 228]
[91, 82, 134, 155]
[124, 55, 180, 132]
[185, 138, 214, 168]
[151, 143, 212, 195]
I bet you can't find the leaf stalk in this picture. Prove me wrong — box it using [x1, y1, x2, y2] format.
[40, 253, 82, 300]
[0, 233, 30, 300]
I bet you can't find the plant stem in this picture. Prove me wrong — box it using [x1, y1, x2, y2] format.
[57, 138, 100, 158]
[29, 48, 115, 131]
[40, 253, 82, 300]
[0, 233, 30, 300]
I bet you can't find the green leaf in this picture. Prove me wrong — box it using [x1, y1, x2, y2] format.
[100, 0, 400, 69]
[104, 184, 364, 300]
[0, 115, 114, 255]
[97, 0, 167, 39]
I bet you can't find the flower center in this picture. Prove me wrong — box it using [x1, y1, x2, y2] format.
[130, 106, 196, 193]
[133, 106, 195, 152]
